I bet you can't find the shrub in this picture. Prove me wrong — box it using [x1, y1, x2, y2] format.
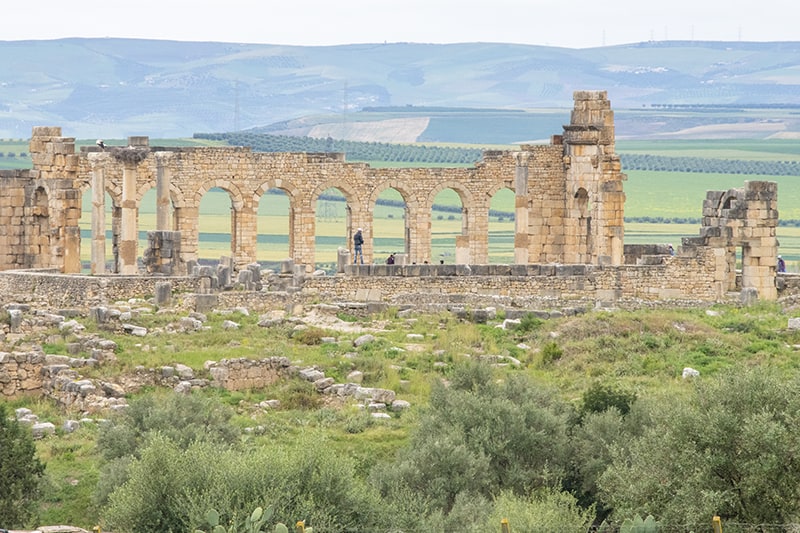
[104, 437, 381, 533]
[580, 382, 637, 418]
[0, 403, 45, 527]
[291, 327, 327, 345]
[540, 341, 563, 364]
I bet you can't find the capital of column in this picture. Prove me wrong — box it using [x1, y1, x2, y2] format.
[154, 151, 175, 165]
[514, 152, 530, 166]
[86, 152, 110, 168]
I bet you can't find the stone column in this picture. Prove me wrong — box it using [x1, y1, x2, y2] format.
[294, 206, 316, 270]
[63, 227, 81, 273]
[514, 153, 529, 264]
[235, 202, 258, 269]
[407, 204, 430, 265]
[471, 204, 489, 263]
[119, 163, 139, 275]
[455, 207, 470, 264]
[89, 156, 106, 274]
[175, 206, 199, 265]
[155, 152, 172, 231]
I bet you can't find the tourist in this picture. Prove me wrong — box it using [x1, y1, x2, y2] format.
[778, 255, 786, 273]
[386, 253, 396, 265]
[353, 228, 364, 264]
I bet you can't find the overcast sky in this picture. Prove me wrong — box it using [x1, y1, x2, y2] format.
[6, 0, 798, 48]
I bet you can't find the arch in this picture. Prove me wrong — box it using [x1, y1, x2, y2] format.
[254, 180, 299, 267]
[313, 183, 359, 270]
[427, 183, 472, 264]
[718, 192, 738, 214]
[369, 180, 417, 212]
[574, 187, 590, 217]
[193, 178, 246, 211]
[370, 181, 414, 263]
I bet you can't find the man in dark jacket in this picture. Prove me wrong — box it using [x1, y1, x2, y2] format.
[353, 227, 364, 264]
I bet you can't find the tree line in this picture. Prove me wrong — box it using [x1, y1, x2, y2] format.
[621, 153, 800, 176]
[195, 132, 800, 178]
[194, 132, 483, 165]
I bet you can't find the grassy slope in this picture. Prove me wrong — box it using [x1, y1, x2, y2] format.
[21, 300, 800, 529]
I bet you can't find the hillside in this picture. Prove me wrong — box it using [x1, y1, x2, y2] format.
[2, 39, 800, 139]
[8, 297, 800, 531]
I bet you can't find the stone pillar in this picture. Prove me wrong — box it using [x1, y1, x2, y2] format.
[154, 281, 172, 306]
[407, 205, 429, 265]
[455, 235, 470, 264]
[89, 157, 106, 274]
[563, 91, 625, 266]
[741, 181, 778, 300]
[454, 207, 470, 264]
[234, 203, 258, 270]
[119, 163, 139, 275]
[175, 206, 199, 265]
[63, 226, 81, 274]
[514, 153, 529, 264]
[155, 152, 172, 231]
[471, 204, 489, 264]
[295, 206, 316, 270]
[337, 247, 350, 273]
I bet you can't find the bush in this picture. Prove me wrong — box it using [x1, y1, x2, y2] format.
[0, 404, 45, 527]
[97, 392, 238, 461]
[95, 393, 239, 507]
[291, 327, 327, 345]
[103, 437, 382, 533]
[540, 341, 563, 364]
[580, 382, 636, 418]
[374, 367, 572, 513]
[599, 367, 800, 530]
[484, 489, 595, 533]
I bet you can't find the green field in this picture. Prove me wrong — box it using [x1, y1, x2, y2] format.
[617, 139, 800, 161]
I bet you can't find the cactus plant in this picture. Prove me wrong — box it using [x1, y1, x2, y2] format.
[619, 514, 659, 533]
[195, 506, 286, 533]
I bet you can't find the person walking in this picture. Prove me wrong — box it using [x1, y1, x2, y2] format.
[353, 227, 364, 264]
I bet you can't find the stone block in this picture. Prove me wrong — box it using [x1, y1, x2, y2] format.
[510, 264, 527, 276]
[195, 294, 219, 313]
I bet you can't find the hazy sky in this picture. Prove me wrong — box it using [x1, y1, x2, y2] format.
[6, 0, 798, 48]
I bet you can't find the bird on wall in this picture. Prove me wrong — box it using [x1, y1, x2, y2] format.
[96, 139, 105, 149]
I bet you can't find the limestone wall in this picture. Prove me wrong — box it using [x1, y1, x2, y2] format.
[301, 249, 723, 308]
[0, 351, 45, 396]
[0, 270, 198, 309]
[207, 357, 292, 391]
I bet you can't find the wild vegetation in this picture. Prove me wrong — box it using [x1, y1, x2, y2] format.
[5, 300, 800, 532]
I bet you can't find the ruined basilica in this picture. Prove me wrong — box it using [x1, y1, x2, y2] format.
[0, 91, 786, 311]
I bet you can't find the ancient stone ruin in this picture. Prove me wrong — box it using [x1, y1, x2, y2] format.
[0, 90, 786, 310]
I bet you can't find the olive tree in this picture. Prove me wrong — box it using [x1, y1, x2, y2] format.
[0, 404, 45, 528]
[599, 367, 800, 530]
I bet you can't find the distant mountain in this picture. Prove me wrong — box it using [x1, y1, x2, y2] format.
[1, 38, 800, 140]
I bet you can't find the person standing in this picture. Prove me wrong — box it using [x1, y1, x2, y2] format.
[353, 227, 364, 264]
[778, 255, 786, 273]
